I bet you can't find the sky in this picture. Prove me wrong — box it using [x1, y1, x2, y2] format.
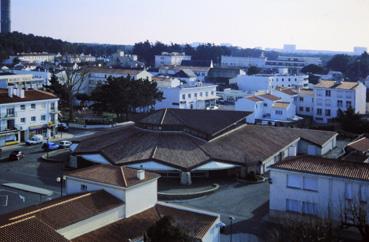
[12, 0, 369, 51]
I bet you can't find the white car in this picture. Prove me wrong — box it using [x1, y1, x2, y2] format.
[25, 135, 44, 145]
[59, 140, 72, 149]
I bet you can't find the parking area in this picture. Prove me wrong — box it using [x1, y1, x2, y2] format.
[167, 180, 270, 237]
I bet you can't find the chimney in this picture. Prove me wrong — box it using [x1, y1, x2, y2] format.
[8, 86, 14, 98]
[137, 170, 145, 180]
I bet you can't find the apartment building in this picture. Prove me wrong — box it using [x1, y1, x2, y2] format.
[154, 52, 191, 67]
[9, 52, 57, 64]
[270, 156, 369, 223]
[220, 55, 267, 68]
[0, 72, 44, 89]
[313, 80, 366, 123]
[0, 86, 59, 146]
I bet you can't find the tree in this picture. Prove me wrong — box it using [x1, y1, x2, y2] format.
[89, 76, 163, 120]
[145, 216, 191, 242]
[336, 107, 367, 134]
[247, 66, 261, 75]
[301, 64, 326, 75]
[326, 55, 352, 73]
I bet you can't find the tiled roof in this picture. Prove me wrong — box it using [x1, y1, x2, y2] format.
[247, 96, 263, 102]
[258, 94, 281, 101]
[347, 137, 369, 153]
[73, 204, 218, 242]
[271, 156, 369, 181]
[86, 67, 146, 76]
[0, 89, 58, 104]
[298, 89, 314, 96]
[0, 190, 123, 230]
[277, 87, 298, 96]
[0, 217, 68, 242]
[74, 124, 337, 171]
[173, 69, 197, 78]
[66, 165, 160, 188]
[315, 80, 359, 90]
[272, 101, 290, 108]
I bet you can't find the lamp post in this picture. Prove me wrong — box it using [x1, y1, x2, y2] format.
[56, 176, 66, 197]
[229, 216, 235, 242]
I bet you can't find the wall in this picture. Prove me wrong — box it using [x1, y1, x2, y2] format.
[201, 217, 221, 242]
[125, 180, 158, 217]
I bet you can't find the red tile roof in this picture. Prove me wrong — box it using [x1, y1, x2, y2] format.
[272, 156, 369, 181]
[347, 137, 369, 153]
[0, 89, 58, 104]
[258, 94, 281, 101]
[66, 165, 160, 188]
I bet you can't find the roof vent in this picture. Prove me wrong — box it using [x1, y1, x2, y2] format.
[137, 170, 145, 180]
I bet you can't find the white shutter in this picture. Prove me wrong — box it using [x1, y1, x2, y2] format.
[302, 201, 317, 215]
[287, 174, 302, 189]
[286, 199, 300, 212]
[345, 183, 353, 200]
[360, 185, 368, 202]
[303, 177, 318, 191]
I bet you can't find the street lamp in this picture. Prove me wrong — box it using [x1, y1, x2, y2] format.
[229, 216, 235, 242]
[56, 176, 66, 197]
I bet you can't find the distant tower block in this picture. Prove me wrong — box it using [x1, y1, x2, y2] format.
[0, 0, 11, 33]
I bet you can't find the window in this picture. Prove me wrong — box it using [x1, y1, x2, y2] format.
[31, 116, 36, 122]
[306, 107, 310, 112]
[287, 174, 302, 189]
[41, 115, 46, 121]
[303, 177, 318, 191]
[80, 184, 88, 191]
[299, 107, 304, 112]
[275, 110, 283, 115]
[31, 104, 36, 109]
[286, 199, 300, 213]
[299, 97, 304, 102]
[360, 185, 368, 203]
[182, 94, 185, 100]
[337, 100, 343, 107]
[345, 183, 353, 200]
[325, 109, 331, 117]
[325, 90, 331, 97]
[20, 118, 26, 123]
[205, 92, 209, 97]
[288, 78, 291, 82]
[194, 93, 198, 98]
[316, 108, 322, 116]
[200, 92, 203, 97]
[20, 105, 26, 110]
[302, 201, 317, 215]
[346, 101, 352, 108]
[263, 103, 267, 107]
[188, 93, 191, 98]
[211, 91, 214, 95]
[51, 103, 55, 110]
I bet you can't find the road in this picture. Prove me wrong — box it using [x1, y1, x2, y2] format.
[0, 129, 93, 215]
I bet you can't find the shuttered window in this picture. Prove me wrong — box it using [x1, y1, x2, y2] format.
[286, 199, 300, 212]
[303, 177, 318, 191]
[345, 183, 353, 200]
[302, 201, 317, 215]
[287, 174, 302, 189]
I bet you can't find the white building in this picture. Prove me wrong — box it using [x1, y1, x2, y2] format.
[266, 56, 322, 70]
[235, 93, 301, 125]
[270, 156, 369, 223]
[313, 80, 366, 123]
[217, 88, 251, 103]
[221, 56, 267, 68]
[0, 72, 44, 89]
[9, 52, 57, 64]
[12, 69, 51, 86]
[155, 82, 218, 110]
[109, 50, 144, 68]
[80, 67, 153, 94]
[295, 89, 315, 116]
[0, 86, 59, 146]
[233, 72, 309, 93]
[154, 52, 191, 67]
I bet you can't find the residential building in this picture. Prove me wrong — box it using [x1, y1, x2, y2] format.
[0, 0, 10, 33]
[0, 86, 58, 145]
[9, 52, 57, 64]
[266, 56, 322, 71]
[217, 88, 251, 103]
[221, 55, 267, 68]
[341, 136, 369, 163]
[109, 50, 144, 68]
[206, 67, 246, 85]
[0, 72, 44, 89]
[62, 54, 97, 64]
[71, 109, 337, 183]
[313, 80, 366, 123]
[270, 156, 369, 222]
[173, 69, 198, 84]
[12, 69, 51, 86]
[0, 165, 221, 242]
[154, 52, 191, 67]
[152, 76, 181, 88]
[159, 65, 211, 82]
[80, 67, 153, 94]
[233, 71, 309, 93]
[295, 89, 314, 116]
[155, 82, 218, 110]
[235, 92, 302, 125]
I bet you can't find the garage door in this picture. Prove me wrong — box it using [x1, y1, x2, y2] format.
[307, 145, 317, 155]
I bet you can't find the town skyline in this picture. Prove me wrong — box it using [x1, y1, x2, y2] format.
[12, 0, 369, 51]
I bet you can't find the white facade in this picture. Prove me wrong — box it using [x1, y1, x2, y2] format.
[235, 93, 301, 125]
[221, 56, 266, 68]
[0, 73, 44, 89]
[155, 52, 191, 68]
[295, 89, 314, 116]
[217, 88, 251, 103]
[0, 88, 59, 145]
[12, 69, 51, 86]
[155, 83, 218, 110]
[10, 53, 56, 64]
[270, 167, 369, 222]
[266, 56, 322, 70]
[313, 81, 366, 123]
[234, 74, 309, 92]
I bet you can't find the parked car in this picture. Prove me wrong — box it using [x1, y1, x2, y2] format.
[59, 140, 72, 149]
[8, 151, 24, 161]
[58, 123, 69, 132]
[42, 142, 60, 151]
[25, 135, 44, 145]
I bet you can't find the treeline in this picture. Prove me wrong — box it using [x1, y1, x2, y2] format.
[302, 52, 369, 81]
[0, 32, 127, 61]
[132, 40, 279, 66]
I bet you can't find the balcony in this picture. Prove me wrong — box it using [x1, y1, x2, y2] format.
[0, 113, 17, 120]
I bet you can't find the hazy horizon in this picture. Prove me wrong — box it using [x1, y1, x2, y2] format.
[12, 0, 369, 51]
